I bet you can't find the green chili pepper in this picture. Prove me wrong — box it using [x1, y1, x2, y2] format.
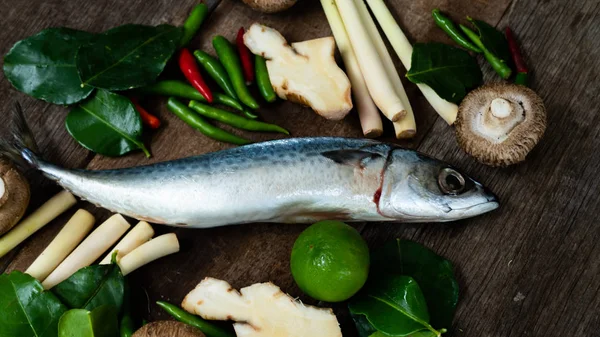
[139, 81, 244, 112]
[194, 50, 238, 100]
[432, 9, 482, 53]
[180, 4, 209, 47]
[242, 108, 258, 119]
[167, 97, 251, 145]
[460, 25, 512, 79]
[254, 55, 277, 103]
[156, 301, 235, 337]
[212, 36, 260, 110]
[189, 100, 288, 134]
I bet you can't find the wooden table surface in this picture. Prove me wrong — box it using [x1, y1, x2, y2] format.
[1, 0, 598, 336]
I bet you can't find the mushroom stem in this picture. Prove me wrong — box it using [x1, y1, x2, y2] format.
[490, 98, 513, 118]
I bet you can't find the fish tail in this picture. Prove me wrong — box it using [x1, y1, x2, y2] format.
[0, 102, 42, 169]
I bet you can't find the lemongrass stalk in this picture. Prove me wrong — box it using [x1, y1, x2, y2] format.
[352, 0, 416, 138]
[321, 0, 383, 137]
[99, 221, 154, 265]
[42, 214, 130, 289]
[0, 190, 76, 258]
[26, 209, 95, 281]
[119, 233, 179, 276]
[335, 0, 406, 122]
[366, 0, 458, 125]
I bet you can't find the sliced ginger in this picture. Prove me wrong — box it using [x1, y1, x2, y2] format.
[182, 277, 342, 337]
[244, 23, 352, 120]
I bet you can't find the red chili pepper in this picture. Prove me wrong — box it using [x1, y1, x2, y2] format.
[130, 97, 161, 129]
[505, 27, 528, 85]
[236, 27, 254, 84]
[179, 48, 213, 103]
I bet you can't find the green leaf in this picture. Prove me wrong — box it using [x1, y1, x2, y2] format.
[51, 263, 125, 312]
[65, 89, 149, 157]
[468, 18, 511, 64]
[369, 332, 437, 337]
[370, 240, 459, 329]
[349, 275, 442, 337]
[58, 306, 119, 337]
[3, 28, 95, 104]
[406, 42, 482, 103]
[0, 271, 68, 337]
[76, 24, 183, 91]
[351, 313, 379, 337]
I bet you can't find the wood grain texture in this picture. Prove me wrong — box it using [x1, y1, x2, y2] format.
[1, 0, 599, 336]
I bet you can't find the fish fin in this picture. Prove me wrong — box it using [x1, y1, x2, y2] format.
[321, 150, 383, 168]
[0, 102, 41, 169]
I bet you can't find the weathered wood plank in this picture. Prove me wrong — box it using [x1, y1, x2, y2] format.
[2, 0, 599, 336]
[361, 0, 600, 336]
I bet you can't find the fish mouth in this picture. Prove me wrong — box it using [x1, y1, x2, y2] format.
[444, 189, 500, 218]
[451, 200, 499, 215]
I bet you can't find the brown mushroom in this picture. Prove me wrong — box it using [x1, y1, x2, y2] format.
[132, 321, 206, 337]
[455, 83, 546, 167]
[240, 0, 297, 13]
[0, 159, 30, 235]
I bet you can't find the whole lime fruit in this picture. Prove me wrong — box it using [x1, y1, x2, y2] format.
[290, 220, 370, 302]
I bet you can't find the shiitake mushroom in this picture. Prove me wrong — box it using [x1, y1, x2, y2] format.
[455, 83, 546, 167]
[132, 321, 206, 337]
[240, 0, 297, 13]
[0, 159, 30, 235]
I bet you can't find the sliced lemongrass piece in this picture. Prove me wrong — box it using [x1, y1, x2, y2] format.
[335, 0, 406, 122]
[119, 233, 179, 276]
[42, 214, 130, 289]
[352, 0, 416, 138]
[0, 190, 76, 258]
[25, 209, 95, 281]
[321, 0, 382, 137]
[366, 0, 458, 124]
[99, 221, 154, 265]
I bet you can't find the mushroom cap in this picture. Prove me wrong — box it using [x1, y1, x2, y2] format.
[132, 321, 206, 337]
[455, 83, 546, 167]
[240, 0, 297, 13]
[0, 159, 30, 235]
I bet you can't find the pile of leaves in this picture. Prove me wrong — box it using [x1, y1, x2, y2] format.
[349, 240, 459, 337]
[3, 22, 184, 157]
[0, 261, 128, 337]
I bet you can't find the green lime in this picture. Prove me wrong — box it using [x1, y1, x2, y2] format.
[290, 220, 370, 302]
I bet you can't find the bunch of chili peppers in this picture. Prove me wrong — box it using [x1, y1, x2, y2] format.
[432, 9, 529, 85]
[131, 4, 285, 145]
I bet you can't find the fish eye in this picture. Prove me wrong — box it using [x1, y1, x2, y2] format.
[438, 168, 466, 195]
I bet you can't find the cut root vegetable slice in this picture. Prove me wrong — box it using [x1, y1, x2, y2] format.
[42, 214, 131, 289]
[243, 24, 352, 120]
[320, 0, 382, 137]
[365, 0, 458, 124]
[182, 278, 342, 337]
[99, 221, 154, 265]
[25, 209, 95, 281]
[0, 190, 76, 258]
[335, 0, 406, 123]
[119, 233, 179, 276]
[352, 0, 416, 138]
